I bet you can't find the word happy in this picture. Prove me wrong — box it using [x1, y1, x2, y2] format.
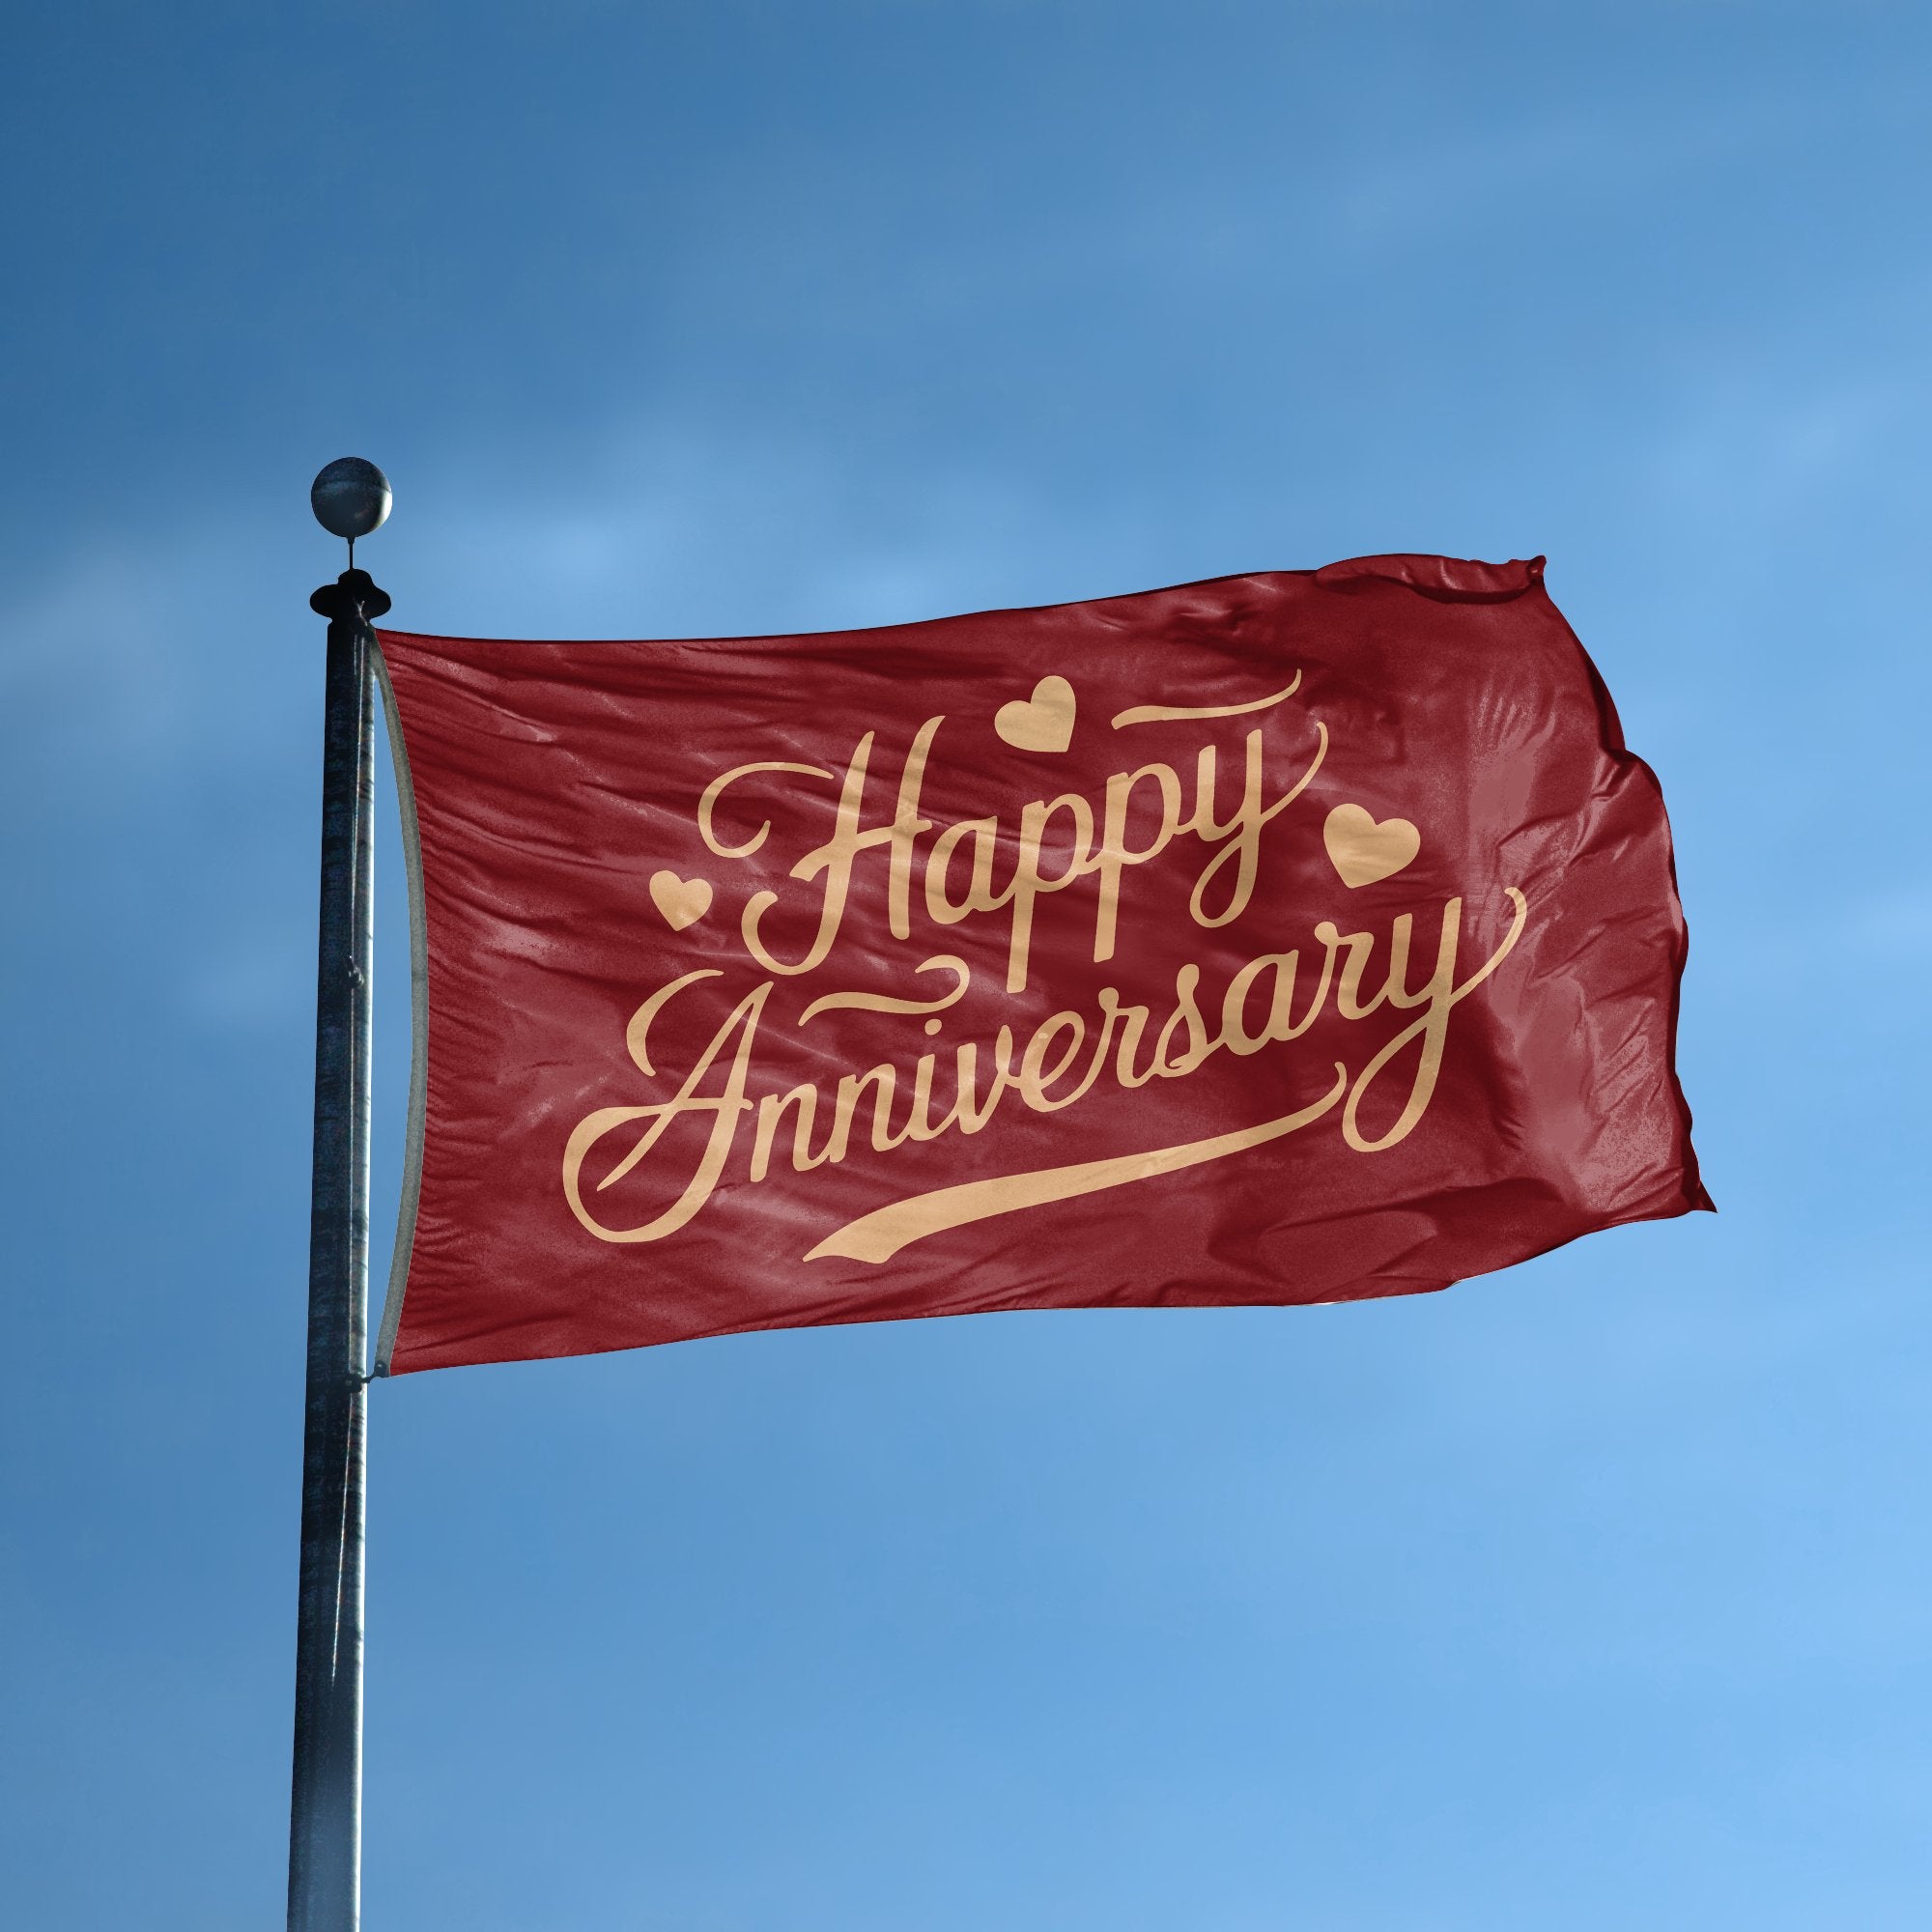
[695, 700, 1326, 994]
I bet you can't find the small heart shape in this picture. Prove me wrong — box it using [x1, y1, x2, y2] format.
[994, 674, 1076, 753]
[1323, 803, 1420, 888]
[650, 869, 713, 931]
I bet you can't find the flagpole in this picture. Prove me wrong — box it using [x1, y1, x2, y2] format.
[290, 460, 391, 1932]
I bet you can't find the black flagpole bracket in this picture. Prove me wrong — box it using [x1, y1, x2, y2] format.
[310, 569, 393, 626]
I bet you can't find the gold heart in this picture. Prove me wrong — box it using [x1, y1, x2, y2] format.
[1323, 803, 1420, 888]
[994, 674, 1076, 753]
[649, 869, 713, 931]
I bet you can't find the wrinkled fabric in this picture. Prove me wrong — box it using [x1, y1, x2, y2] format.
[377, 555, 1707, 1375]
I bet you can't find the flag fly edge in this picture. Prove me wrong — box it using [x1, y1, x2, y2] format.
[372, 642, 429, 1378]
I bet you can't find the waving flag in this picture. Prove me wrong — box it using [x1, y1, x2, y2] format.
[372, 554, 1707, 1375]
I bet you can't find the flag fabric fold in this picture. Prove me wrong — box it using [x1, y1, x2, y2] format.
[373, 555, 1707, 1375]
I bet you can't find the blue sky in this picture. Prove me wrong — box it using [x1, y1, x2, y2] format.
[4, 3, 1930, 1926]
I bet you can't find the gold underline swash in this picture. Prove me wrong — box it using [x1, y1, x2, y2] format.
[1110, 673, 1301, 729]
[804, 1064, 1350, 1265]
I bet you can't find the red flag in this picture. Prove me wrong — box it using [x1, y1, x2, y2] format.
[372, 554, 1707, 1376]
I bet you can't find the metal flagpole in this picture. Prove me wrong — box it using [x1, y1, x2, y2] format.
[290, 459, 392, 1932]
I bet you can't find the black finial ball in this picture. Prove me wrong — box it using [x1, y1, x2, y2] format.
[310, 457, 392, 541]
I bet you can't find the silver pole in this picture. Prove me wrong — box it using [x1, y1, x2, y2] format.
[290, 462, 391, 1932]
